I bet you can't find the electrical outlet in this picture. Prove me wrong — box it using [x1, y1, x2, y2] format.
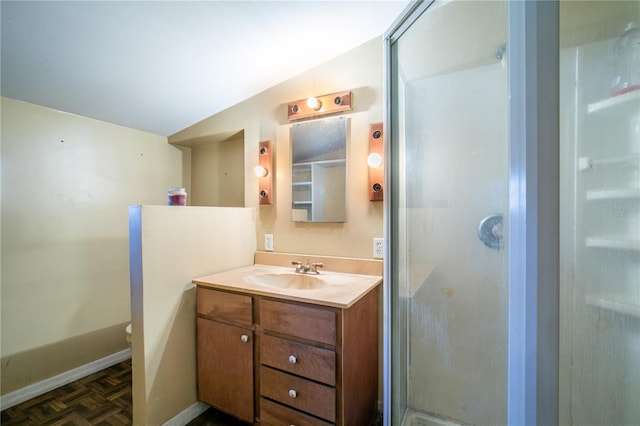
[265, 234, 274, 251]
[373, 238, 384, 259]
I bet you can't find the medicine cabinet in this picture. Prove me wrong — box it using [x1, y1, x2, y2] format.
[291, 117, 347, 222]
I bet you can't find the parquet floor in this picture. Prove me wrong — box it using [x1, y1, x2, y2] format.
[1, 360, 249, 426]
[1, 360, 133, 425]
[1, 359, 381, 425]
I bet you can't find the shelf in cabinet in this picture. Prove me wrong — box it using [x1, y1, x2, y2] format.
[292, 201, 312, 205]
[586, 237, 640, 252]
[587, 90, 640, 115]
[293, 159, 346, 167]
[586, 294, 640, 318]
[293, 182, 311, 186]
[578, 154, 640, 170]
[586, 188, 640, 200]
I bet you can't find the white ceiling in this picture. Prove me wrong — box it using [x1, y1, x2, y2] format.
[1, 1, 410, 136]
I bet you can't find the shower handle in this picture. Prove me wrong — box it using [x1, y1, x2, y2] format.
[478, 214, 504, 250]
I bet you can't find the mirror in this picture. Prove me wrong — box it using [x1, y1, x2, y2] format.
[291, 117, 347, 222]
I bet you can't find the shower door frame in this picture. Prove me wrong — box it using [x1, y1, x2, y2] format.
[382, 1, 560, 425]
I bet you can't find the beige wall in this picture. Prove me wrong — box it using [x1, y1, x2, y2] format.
[129, 205, 255, 425]
[0, 97, 187, 394]
[190, 136, 245, 207]
[169, 37, 385, 259]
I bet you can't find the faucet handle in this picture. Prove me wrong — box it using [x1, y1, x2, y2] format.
[310, 262, 324, 273]
[291, 260, 305, 273]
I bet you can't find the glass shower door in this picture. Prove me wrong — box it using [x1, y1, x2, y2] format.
[388, 1, 509, 425]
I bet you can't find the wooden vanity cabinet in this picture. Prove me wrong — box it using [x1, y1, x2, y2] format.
[196, 284, 379, 426]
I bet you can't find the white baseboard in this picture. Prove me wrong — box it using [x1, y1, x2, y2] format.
[0, 348, 131, 410]
[162, 401, 210, 426]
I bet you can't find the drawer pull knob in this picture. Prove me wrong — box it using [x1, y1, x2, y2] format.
[240, 334, 249, 343]
[288, 389, 297, 399]
[288, 355, 297, 364]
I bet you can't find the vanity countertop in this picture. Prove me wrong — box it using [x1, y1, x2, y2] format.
[193, 264, 382, 309]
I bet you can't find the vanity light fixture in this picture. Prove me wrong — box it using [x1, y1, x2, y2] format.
[368, 123, 384, 201]
[257, 140, 272, 205]
[288, 90, 352, 120]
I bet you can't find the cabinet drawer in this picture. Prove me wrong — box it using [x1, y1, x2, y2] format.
[260, 398, 332, 426]
[261, 334, 335, 386]
[260, 366, 335, 422]
[259, 299, 336, 345]
[197, 287, 252, 327]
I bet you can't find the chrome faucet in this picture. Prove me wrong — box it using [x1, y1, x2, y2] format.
[291, 258, 324, 275]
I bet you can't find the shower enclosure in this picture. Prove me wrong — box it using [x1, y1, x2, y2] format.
[385, 1, 639, 425]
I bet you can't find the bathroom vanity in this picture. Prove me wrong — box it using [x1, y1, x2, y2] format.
[194, 262, 381, 425]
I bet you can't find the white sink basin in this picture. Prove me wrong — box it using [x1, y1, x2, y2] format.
[245, 273, 327, 290]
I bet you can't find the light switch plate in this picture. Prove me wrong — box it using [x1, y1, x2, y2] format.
[265, 234, 274, 251]
[373, 238, 384, 259]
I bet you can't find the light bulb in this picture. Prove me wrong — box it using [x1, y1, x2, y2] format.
[306, 96, 322, 110]
[253, 165, 269, 177]
[367, 152, 383, 168]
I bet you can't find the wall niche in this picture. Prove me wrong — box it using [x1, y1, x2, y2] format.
[172, 130, 245, 207]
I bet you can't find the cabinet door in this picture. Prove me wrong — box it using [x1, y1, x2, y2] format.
[197, 318, 253, 423]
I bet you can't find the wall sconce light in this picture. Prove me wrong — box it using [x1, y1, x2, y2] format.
[288, 90, 352, 120]
[368, 123, 384, 201]
[256, 140, 272, 204]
